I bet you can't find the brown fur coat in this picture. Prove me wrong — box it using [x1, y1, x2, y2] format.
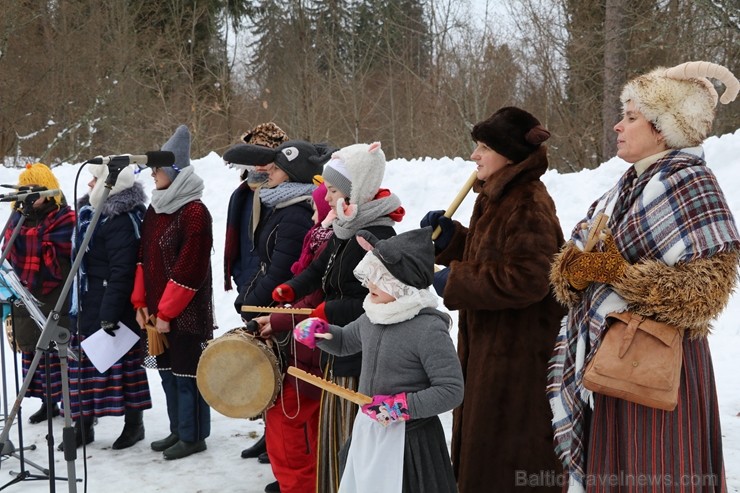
[437, 146, 565, 492]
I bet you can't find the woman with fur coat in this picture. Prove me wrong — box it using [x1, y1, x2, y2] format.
[549, 61, 739, 491]
[421, 107, 564, 492]
[67, 163, 151, 450]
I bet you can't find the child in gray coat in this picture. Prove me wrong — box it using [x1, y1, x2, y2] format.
[294, 226, 463, 493]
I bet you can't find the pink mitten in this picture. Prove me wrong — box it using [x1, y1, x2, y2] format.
[293, 317, 329, 349]
[361, 393, 410, 427]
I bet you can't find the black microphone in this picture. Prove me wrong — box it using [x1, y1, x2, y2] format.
[1, 184, 47, 192]
[0, 189, 62, 202]
[86, 151, 175, 167]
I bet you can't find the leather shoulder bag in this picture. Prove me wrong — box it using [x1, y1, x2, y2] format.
[582, 311, 684, 411]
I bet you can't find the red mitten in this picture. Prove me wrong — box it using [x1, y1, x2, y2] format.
[309, 302, 327, 321]
[293, 317, 329, 349]
[272, 283, 295, 302]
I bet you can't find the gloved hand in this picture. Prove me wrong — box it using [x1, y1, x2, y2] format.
[244, 320, 260, 334]
[102, 321, 118, 337]
[361, 393, 410, 427]
[420, 210, 454, 252]
[432, 268, 450, 296]
[310, 302, 327, 321]
[560, 235, 628, 290]
[272, 283, 295, 303]
[293, 317, 329, 349]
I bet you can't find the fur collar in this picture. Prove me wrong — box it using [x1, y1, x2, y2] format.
[77, 182, 147, 217]
[475, 145, 549, 202]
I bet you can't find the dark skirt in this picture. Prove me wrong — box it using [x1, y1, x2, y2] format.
[22, 349, 62, 401]
[65, 333, 152, 419]
[586, 335, 727, 492]
[402, 416, 457, 493]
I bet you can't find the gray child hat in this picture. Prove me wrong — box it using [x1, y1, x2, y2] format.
[356, 226, 435, 289]
[160, 124, 192, 181]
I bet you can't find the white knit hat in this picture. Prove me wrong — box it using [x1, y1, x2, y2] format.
[323, 142, 386, 208]
[89, 164, 137, 209]
[620, 61, 739, 149]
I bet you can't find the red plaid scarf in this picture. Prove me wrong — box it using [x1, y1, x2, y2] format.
[4, 202, 75, 295]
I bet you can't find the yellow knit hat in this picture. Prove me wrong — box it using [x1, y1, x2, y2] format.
[17, 163, 62, 205]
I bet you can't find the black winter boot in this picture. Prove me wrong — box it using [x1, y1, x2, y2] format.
[151, 433, 179, 452]
[241, 434, 266, 459]
[28, 399, 60, 424]
[112, 410, 145, 450]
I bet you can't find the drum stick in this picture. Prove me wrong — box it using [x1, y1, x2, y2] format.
[287, 366, 372, 406]
[432, 170, 478, 240]
[241, 305, 313, 315]
[583, 212, 610, 252]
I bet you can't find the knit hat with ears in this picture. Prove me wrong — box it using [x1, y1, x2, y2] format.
[88, 164, 137, 209]
[160, 124, 191, 182]
[620, 61, 739, 149]
[355, 226, 435, 289]
[222, 140, 335, 184]
[323, 142, 386, 208]
[17, 163, 62, 205]
[471, 107, 551, 164]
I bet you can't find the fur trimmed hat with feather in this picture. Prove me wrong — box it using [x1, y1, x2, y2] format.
[620, 61, 739, 149]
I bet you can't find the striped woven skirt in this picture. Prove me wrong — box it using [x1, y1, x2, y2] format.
[21, 348, 62, 401]
[64, 333, 152, 419]
[316, 374, 358, 493]
[586, 335, 726, 492]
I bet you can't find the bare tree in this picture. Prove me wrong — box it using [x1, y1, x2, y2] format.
[602, 0, 627, 158]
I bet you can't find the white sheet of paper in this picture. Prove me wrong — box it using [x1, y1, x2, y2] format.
[80, 322, 140, 373]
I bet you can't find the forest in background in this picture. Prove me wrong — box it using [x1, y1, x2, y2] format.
[0, 0, 737, 172]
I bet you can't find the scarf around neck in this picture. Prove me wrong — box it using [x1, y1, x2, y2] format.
[547, 147, 740, 491]
[259, 182, 316, 209]
[362, 287, 439, 325]
[5, 202, 75, 295]
[332, 192, 402, 240]
[150, 166, 204, 214]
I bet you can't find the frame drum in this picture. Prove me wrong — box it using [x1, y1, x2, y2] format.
[197, 328, 281, 419]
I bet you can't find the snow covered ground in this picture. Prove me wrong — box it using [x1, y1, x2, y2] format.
[1, 130, 739, 492]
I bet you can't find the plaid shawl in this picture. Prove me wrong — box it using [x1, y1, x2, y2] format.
[547, 147, 740, 491]
[4, 202, 75, 295]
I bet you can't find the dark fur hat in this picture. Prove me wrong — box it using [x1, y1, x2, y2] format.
[471, 106, 550, 163]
